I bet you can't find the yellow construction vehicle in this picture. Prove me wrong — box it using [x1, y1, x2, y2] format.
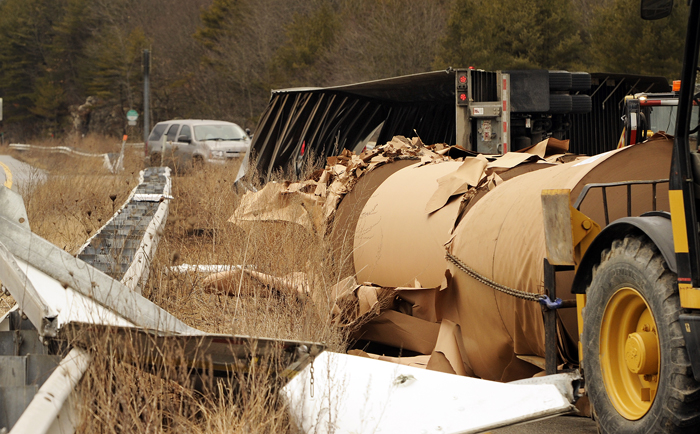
[540, 1, 700, 432]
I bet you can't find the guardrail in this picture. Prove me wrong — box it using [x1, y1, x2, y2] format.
[8, 141, 144, 173]
[0, 163, 321, 434]
[0, 161, 11, 189]
[77, 166, 172, 294]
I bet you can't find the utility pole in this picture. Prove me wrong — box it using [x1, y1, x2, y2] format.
[143, 49, 151, 145]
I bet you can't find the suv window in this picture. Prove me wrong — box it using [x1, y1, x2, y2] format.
[194, 124, 246, 141]
[148, 123, 168, 141]
[165, 124, 180, 142]
[179, 125, 192, 141]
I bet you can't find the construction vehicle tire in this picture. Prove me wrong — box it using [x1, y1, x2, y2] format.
[548, 94, 572, 114]
[548, 70, 572, 91]
[582, 235, 700, 433]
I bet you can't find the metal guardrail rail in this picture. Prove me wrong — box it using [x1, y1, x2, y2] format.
[77, 167, 171, 293]
[8, 141, 143, 173]
[0, 166, 175, 433]
[0, 165, 322, 434]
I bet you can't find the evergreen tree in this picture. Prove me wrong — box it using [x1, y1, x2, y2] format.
[0, 0, 65, 129]
[85, 26, 149, 110]
[52, 0, 94, 104]
[195, 0, 246, 54]
[590, 0, 687, 79]
[435, 0, 585, 71]
[270, 2, 340, 87]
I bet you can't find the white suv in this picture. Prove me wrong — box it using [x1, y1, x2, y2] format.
[146, 119, 251, 167]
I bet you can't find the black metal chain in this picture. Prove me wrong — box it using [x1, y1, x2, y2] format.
[445, 251, 544, 303]
[309, 355, 315, 398]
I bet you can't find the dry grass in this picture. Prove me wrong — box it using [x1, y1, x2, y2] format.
[2, 136, 347, 433]
[8, 135, 142, 254]
[0, 135, 141, 317]
[74, 327, 302, 434]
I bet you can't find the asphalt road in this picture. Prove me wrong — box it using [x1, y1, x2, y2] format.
[493, 414, 598, 433]
[0, 154, 47, 191]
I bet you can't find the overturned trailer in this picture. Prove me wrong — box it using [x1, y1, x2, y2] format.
[237, 69, 669, 182]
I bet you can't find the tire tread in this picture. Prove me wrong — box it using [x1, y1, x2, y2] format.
[585, 235, 700, 433]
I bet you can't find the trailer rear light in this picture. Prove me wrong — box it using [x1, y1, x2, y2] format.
[457, 71, 468, 90]
[458, 92, 468, 105]
[673, 80, 681, 92]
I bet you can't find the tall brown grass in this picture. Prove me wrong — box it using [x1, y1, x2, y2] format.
[2, 136, 346, 433]
[8, 135, 141, 254]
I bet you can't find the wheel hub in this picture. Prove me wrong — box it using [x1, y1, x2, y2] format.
[600, 287, 660, 420]
[625, 331, 659, 375]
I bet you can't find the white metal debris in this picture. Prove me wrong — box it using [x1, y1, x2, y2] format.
[10, 348, 92, 434]
[283, 352, 577, 434]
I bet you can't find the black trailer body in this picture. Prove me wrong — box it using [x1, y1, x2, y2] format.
[238, 69, 669, 182]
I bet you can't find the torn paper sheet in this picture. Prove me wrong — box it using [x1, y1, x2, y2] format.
[426, 319, 474, 376]
[231, 135, 454, 236]
[486, 152, 540, 171]
[348, 349, 431, 369]
[425, 155, 488, 214]
[352, 310, 440, 355]
[331, 281, 397, 330]
[231, 181, 324, 233]
[518, 137, 570, 158]
[203, 268, 311, 297]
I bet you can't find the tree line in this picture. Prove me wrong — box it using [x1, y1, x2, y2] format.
[0, 0, 689, 141]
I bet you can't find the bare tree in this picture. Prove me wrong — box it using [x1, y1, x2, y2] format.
[332, 0, 450, 83]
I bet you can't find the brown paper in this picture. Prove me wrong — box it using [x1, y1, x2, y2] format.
[394, 286, 442, 323]
[353, 161, 464, 288]
[231, 182, 324, 233]
[203, 268, 310, 296]
[486, 152, 539, 170]
[348, 349, 431, 369]
[353, 310, 440, 355]
[444, 139, 672, 381]
[426, 319, 474, 376]
[518, 137, 570, 158]
[425, 156, 488, 214]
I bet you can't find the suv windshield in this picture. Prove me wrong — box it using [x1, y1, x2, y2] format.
[194, 124, 247, 141]
[148, 123, 168, 141]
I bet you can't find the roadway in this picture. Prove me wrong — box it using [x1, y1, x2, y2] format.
[493, 414, 598, 433]
[0, 154, 47, 191]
